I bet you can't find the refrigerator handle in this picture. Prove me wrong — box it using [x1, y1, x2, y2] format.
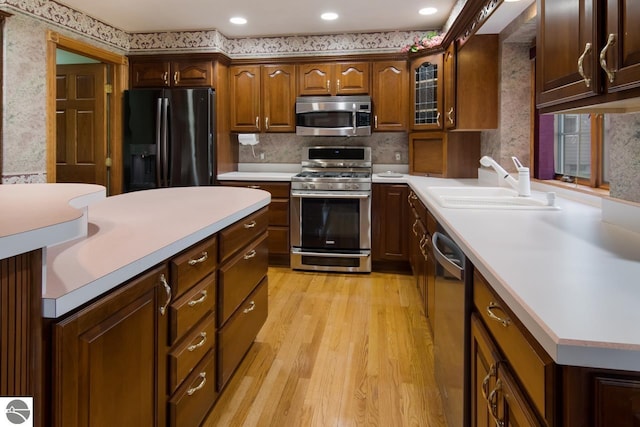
[156, 98, 162, 187]
[162, 98, 169, 187]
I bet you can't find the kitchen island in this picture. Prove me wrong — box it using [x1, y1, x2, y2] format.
[2, 184, 271, 427]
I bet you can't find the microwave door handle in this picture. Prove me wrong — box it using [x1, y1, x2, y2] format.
[352, 109, 357, 136]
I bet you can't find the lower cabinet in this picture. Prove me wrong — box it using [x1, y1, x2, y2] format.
[220, 181, 290, 266]
[49, 209, 269, 426]
[372, 183, 410, 271]
[51, 265, 169, 427]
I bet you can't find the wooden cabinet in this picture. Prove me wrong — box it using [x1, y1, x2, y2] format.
[444, 36, 498, 130]
[216, 209, 269, 390]
[297, 62, 370, 95]
[407, 191, 435, 326]
[220, 181, 290, 266]
[130, 58, 213, 88]
[372, 184, 410, 270]
[471, 270, 555, 426]
[536, 0, 640, 111]
[167, 236, 219, 426]
[410, 53, 443, 131]
[409, 131, 480, 177]
[229, 64, 296, 132]
[470, 315, 542, 427]
[51, 265, 169, 427]
[371, 61, 409, 131]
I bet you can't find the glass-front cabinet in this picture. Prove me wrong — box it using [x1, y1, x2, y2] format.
[410, 54, 443, 131]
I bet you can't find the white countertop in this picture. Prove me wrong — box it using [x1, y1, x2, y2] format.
[218, 170, 640, 371]
[44, 186, 270, 318]
[0, 183, 106, 259]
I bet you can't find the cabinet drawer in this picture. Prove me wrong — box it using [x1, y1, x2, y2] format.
[168, 349, 217, 427]
[474, 271, 554, 420]
[269, 198, 289, 226]
[169, 274, 216, 344]
[222, 181, 290, 198]
[219, 208, 269, 263]
[168, 313, 216, 393]
[218, 233, 269, 325]
[217, 276, 268, 390]
[170, 236, 218, 298]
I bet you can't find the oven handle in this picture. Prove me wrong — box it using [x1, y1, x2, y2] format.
[293, 250, 371, 258]
[291, 191, 370, 199]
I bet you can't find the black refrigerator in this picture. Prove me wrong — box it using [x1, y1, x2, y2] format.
[123, 88, 215, 192]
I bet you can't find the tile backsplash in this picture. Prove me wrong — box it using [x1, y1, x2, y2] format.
[238, 133, 409, 165]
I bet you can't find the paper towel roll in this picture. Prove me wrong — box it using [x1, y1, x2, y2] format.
[238, 134, 259, 145]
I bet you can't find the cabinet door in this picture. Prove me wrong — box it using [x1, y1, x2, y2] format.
[500, 367, 544, 427]
[409, 131, 445, 176]
[262, 64, 296, 132]
[372, 184, 409, 262]
[470, 314, 502, 427]
[335, 62, 369, 94]
[443, 44, 456, 130]
[298, 63, 333, 95]
[52, 265, 169, 427]
[536, 0, 601, 108]
[171, 60, 213, 87]
[230, 65, 261, 132]
[410, 54, 444, 130]
[372, 61, 408, 131]
[131, 61, 171, 88]
[604, 0, 640, 92]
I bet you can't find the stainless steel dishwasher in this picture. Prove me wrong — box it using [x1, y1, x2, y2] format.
[431, 230, 472, 427]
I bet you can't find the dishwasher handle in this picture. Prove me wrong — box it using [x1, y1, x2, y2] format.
[432, 231, 464, 281]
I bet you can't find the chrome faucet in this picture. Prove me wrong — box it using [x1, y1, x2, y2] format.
[480, 156, 531, 197]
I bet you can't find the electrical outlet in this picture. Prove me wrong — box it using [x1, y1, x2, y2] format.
[259, 152, 265, 160]
[395, 152, 401, 161]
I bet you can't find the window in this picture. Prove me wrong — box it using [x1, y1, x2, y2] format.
[545, 114, 608, 189]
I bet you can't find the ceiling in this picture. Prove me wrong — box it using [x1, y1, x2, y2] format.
[55, 0, 534, 39]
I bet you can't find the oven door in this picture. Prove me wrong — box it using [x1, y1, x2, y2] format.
[290, 190, 371, 272]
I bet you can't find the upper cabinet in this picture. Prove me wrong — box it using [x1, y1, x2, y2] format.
[444, 35, 498, 130]
[537, 0, 640, 111]
[410, 54, 443, 131]
[298, 62, 370, 95]
[130, 58, 213, 88]
[371, 61, 409, 132]
[229, 64, 296, 133]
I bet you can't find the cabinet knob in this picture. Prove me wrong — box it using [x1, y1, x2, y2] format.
[447, 107, 454, 125]
[336, 79, 341, 92]
[255, 116, 259, 129]
[577, 42, 592, 88]
[187, 332, 207, 352]
[187, 251, 208, 266]
[187, 290, 208, 307]
[326, 79, 331, 92]
[162, 72, 169, 86]
[173, 71, 179, 85]
[599, 33, 616, 84]
[486, 302, 511, 327]
[187, 372, 207, 396]
[158, 274, 172, 316]
[243, 300, 256, 314]
[265, 116, 269, 130]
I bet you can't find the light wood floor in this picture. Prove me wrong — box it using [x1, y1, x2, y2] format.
[203, 267, 448, 427]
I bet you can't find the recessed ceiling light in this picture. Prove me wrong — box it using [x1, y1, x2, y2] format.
[230, 17, 247, 25]
[419, 7, 438, 15]
[321, 12, 339, 21]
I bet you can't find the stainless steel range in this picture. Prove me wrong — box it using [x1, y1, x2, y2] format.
[290, 146, 372, 273]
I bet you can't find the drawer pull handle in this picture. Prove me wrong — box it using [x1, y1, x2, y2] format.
[244, 249, 257, 260]
[187, 332, 207, 352]
[243, 300, 256, 314]
[187, 372, 207, 396]
[244, 220, 257, 229]
[159, 274, 172, 316]
[486, 302, 511, 327]
[187, 251, 208, 266]
[247, 185, 261, 189]
[412, 219, 419, 237]
[188, 290, 208, 307]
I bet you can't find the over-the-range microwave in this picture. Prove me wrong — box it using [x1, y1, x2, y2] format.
[295, 95, 372, 137]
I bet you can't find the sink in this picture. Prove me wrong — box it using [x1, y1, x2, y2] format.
[425, 186, 559, 210]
